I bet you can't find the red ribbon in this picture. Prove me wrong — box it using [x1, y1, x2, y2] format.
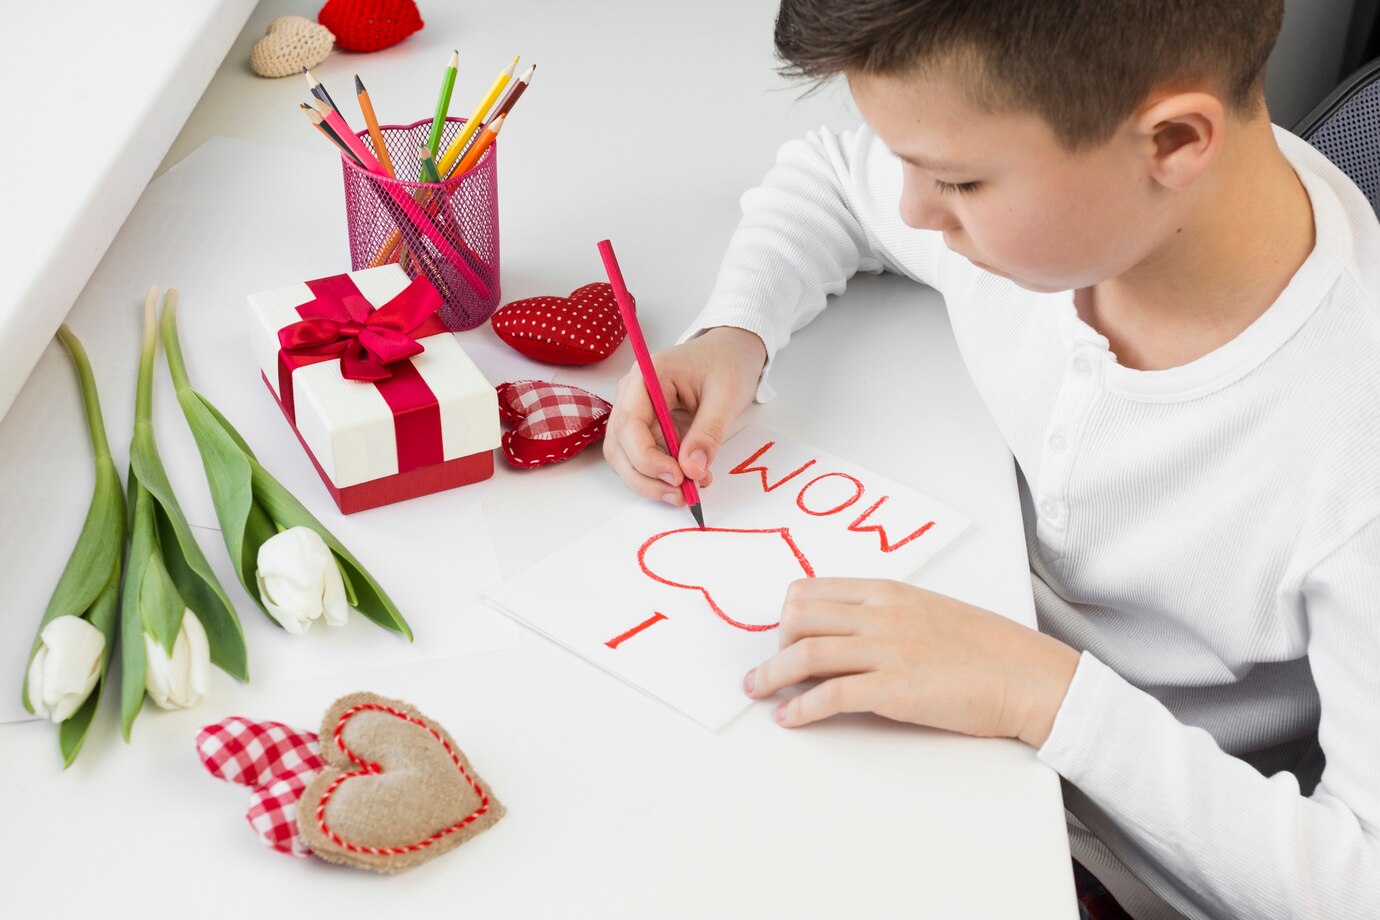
[278, 273, 444, 381]
[276, 274, 448, 474]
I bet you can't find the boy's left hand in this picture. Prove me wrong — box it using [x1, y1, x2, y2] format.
[744, 578, 1081, 747]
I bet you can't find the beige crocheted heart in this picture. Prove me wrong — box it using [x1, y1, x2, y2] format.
[250, 16, 335, 79]
[297, 692, 504, 873]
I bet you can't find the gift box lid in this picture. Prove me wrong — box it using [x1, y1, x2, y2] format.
[247, 265, 499, 490]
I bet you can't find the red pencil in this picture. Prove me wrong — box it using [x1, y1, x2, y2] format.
[597, 239, 705, 528]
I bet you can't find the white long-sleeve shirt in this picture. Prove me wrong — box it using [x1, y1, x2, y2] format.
[683, 123, 1380, 919]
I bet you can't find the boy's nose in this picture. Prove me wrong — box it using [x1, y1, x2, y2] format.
[899, 175, 958, 232]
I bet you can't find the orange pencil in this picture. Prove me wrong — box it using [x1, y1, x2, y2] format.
[354, 75, 396, 178]
[449, 115, 505, 178]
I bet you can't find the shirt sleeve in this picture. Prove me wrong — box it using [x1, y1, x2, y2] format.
[677, 124, 952, 401]
[1037, 515, 1380, 919]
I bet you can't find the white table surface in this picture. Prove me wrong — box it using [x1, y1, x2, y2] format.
[0, 1, 1075, 916]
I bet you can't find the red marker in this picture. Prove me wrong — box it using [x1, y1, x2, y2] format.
[597, 239, 705, 528]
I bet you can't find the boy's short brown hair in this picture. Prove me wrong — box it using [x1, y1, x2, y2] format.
[774, 0, 1285, 149]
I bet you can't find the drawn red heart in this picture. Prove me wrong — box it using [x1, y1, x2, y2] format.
[297, 693, 504, 873]
[490, 282, 629, 365]
[317, 0, 423, 52]
[496, 379, 612, 468]
[638, 527, 816, 631]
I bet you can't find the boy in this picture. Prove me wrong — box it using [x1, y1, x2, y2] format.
[603, 1, 1380, 917]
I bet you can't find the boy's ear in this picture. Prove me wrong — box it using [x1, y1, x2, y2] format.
[1134, 92, 1225, 191]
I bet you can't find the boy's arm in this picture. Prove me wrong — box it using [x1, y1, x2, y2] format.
[680, 124, 950, 400]
[1036, 516, 1380, 918]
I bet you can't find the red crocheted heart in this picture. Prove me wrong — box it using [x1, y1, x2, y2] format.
[317, 0, 423, 53]
[496, 380, 611, 468]
[490, 283, 629, 366]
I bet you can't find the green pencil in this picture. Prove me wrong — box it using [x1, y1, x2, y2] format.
[423, 50, 460, 176]
[418, 146, 443, 184]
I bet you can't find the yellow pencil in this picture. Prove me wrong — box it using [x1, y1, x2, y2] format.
[436, 56, 518, 176]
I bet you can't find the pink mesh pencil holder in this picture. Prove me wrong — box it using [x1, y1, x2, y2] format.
[341, 116, 500, 331]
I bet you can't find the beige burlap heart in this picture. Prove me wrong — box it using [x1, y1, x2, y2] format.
[297, 692, 504, 873]
[249, 16, 335, 79]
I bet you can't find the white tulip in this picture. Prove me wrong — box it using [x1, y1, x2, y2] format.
[26, 615, 105, 723]
[143, 609, 211, 710]
[255, 526, 348, 635]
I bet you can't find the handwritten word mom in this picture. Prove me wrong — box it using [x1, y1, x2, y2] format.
[729, 442, 936, 553]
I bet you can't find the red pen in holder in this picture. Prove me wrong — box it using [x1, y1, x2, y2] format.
[341, 116, 501, 332]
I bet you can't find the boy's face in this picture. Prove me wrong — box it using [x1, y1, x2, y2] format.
[850, 68, 1174, 293]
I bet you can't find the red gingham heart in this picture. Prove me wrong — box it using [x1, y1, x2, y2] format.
[247, 761, 325, 857]
[198, 717, 325, 857]
[496, 379, 612, 468]
[490, 283, 629, 366]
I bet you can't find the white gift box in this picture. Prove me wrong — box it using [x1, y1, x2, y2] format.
[247, 265, 500, 513]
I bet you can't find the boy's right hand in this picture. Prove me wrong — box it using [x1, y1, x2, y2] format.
[604, 326, 767, 505]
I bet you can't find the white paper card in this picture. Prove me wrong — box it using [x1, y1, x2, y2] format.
[484, 424, 970, 729]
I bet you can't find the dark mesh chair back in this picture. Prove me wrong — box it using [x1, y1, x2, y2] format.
[1294, 57, 1380, 216]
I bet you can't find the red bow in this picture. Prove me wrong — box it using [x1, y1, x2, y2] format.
[278, 274, 444, 382]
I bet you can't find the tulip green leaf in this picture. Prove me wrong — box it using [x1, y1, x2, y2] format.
[126, 287, 249, 697]
[118, 519, 150, 740]
[248, 461, 412, 639]
[27, 327, 126, 767]
[334, 551, 360, 608]
[59, 561, 121, 767]
[131, 418, 248, 679]
[21, 458, 124, 710]
[133, 502, 186, 655]
[172, 386, 261, 595]
[152, 512, 248, 679]
[161, 289, 412, 642]
[193, 391, 256, 458]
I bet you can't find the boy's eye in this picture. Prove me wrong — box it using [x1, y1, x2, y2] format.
[934, 179, 980, 196]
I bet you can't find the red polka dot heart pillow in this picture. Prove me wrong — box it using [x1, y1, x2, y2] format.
[489, 282, 628, 365]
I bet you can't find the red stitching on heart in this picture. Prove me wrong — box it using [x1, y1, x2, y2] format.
[314, 703, 490, 856]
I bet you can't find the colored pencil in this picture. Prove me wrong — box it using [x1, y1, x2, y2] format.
[303, 67, 339, 113]
[354, 75, 396, 178]
[449, 115, 504, 178]
[424, 50, 460, 166]
[490, 63, 534, 122]
[367, 55, 515, 265]
[436, 56, 518, 177]
[301, 104, 364, 168]
[451, 63, 532, 166]
[596, 239, 705, 528]
[313, 90, 492, 300]
[418, 146, 443, 184]
[304, 104, 440, 279]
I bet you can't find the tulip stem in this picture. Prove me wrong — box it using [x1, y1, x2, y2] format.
[158, 289, 191, 392]
[136, 286, 160, 425]
[55, 325, 112, 462]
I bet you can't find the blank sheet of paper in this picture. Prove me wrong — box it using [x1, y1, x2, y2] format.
[484, 424, 970, 729]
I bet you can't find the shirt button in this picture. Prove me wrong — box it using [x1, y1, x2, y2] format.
[1049, 432, 1067, 452]
[1040, 498, 1058, 517]
[1072, 355, 1093, 376]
